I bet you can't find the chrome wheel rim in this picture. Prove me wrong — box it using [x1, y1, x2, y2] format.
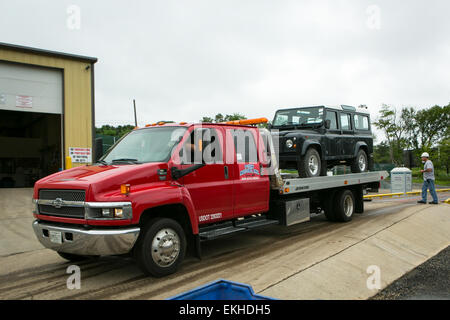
[308, 155, 319, 176]
[151, 228, 180, 267]
[344, 195, 354, 217]
[358, 154, 366, 171]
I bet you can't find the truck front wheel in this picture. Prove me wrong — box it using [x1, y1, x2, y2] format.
[135, 218, 186, 277]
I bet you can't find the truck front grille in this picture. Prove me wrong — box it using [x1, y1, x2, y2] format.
[38, 189, 86, 219]
[39, 189, 86, 202]
[38, 205, 85, 219]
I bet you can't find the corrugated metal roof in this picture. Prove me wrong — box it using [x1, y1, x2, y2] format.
[0, 42, 97, 63]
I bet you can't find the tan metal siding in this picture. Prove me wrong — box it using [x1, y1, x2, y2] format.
[0, 48, 94, 168]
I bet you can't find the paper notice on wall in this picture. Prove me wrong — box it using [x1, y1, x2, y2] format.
[16, 95, 33, 108]
[69, 147, 92, 163]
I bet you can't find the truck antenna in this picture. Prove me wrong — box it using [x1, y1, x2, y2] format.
[133, 99, 138, 127]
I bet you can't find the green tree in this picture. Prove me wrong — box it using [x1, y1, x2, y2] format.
[415, 104, 449, 150]
[200, 113, 247, 123]
[373, 104, 407, 164]
[96, 125, 135, 139]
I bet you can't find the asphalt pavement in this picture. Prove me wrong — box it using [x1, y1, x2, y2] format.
[372, 246, 450, 300]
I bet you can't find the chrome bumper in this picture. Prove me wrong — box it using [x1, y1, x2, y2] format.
[32, 220, 140, 256]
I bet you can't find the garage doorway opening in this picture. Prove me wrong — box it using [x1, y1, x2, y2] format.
[0, 110, 62, 188]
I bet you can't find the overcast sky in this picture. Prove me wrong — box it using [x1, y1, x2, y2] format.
[1, 0, 449, 142]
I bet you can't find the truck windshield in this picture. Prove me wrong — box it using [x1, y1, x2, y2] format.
[100, 127, 187, 164]
[273, 107, 324, 127]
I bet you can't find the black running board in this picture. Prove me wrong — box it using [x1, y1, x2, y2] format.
[198, 216, 279, 241]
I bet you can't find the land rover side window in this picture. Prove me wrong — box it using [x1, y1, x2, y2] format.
[325, 110, 338, 129]
[354, 114, 370, 130]
[340, 113, 352, 130]
[231, 129, 257, 163]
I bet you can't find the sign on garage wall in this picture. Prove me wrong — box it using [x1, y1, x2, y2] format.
[69, 147, 92, 163]
[16, 95, 33, 108]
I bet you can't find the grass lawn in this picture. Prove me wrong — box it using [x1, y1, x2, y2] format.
[411, 167, 450, 186]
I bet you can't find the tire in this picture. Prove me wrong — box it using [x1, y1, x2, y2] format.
[333, 189, 355, 222]
[351, 149, 368, 173]
[298, 148, 322, 178]
[57, 252, 96, 262]
[135, 218, 186, 277]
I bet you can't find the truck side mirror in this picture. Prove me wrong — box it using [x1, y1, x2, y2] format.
[324, 120, 331, 129]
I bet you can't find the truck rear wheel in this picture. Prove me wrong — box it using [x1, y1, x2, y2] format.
[333, 189, 355, 222]
[135, 218, 186, 277]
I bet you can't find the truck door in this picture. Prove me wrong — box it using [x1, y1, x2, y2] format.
[226, 128, 269, 217]
[178, 126, 233, 224]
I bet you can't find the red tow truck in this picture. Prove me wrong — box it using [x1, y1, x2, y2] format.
[32, 119, 387, 277]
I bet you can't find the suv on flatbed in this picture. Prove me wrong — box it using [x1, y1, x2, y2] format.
[270, 105, 373, 177]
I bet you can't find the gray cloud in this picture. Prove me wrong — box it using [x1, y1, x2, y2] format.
[1, 0, 449, 139]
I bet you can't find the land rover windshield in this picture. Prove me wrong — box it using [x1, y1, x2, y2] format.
[100, 127, 187, 164]
[272, 107, 324, 127]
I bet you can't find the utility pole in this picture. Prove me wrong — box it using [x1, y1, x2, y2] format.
[133, 99, 138, 127]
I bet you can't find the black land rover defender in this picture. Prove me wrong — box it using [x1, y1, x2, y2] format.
[270, 105, 373, 178]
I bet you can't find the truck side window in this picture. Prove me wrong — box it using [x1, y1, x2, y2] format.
[340, 113, 352, 130]
[231, 129, 258, 163]
[202, 128, 222, 164]
[325, 111, 338, 129]
[181, 128, 222, 164]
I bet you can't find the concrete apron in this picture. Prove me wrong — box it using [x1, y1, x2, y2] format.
[0, 188, 40, 257]
[260, 204, 450, 300]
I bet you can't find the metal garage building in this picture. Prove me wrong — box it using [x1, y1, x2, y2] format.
[0, 43, 97, 187]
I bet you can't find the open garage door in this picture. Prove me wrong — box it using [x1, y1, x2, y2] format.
[0, 62, 63, 188]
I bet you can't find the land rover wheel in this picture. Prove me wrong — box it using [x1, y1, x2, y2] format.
[135, 218, 186, 277]
[298, 148, 321, 178]
[351, 149, 368, 173]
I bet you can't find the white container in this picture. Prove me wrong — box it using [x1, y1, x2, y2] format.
[390, 167, 412, 193]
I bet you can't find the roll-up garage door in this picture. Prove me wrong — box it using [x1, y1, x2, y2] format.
[0, 62, 63, 187]
[0, 62, 62, 114]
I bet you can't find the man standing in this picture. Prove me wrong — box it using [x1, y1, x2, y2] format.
[417, 152, 439, 204]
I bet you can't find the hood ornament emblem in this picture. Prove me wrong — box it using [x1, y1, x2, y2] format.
[52, 198, 64, 209]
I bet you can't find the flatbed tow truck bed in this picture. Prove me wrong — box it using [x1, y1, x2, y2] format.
[198, 170, 389, 243]
[278, 171, 388, 195]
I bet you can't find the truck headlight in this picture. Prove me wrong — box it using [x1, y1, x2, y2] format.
[286, 139, 294, 149]
[85, 202, 132, 220]
[101, 208, 124, 218]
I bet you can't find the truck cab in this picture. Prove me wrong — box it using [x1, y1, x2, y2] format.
[32, 122, 270, 276]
